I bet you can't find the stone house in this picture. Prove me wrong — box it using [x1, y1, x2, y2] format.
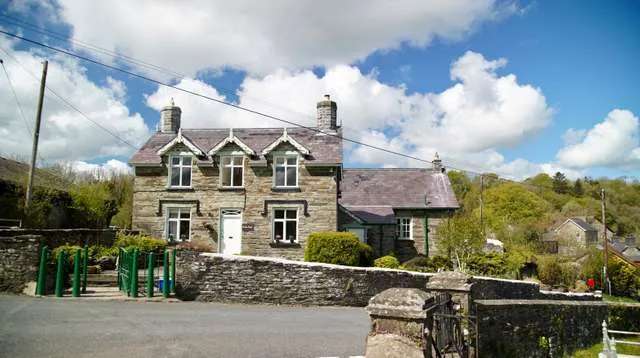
[544, 217, 598, 256]
[129, 96, 458, 261]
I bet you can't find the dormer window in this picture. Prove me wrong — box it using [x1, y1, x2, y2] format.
[169, 155, 192, 187]
[221, 155, 244, 187]
[274, 155, 298, 187]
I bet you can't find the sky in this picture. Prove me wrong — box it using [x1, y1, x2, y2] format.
[0, 0, 638, 180]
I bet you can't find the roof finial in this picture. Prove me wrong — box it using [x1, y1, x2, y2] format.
[434, 152, 440, 160]
[229, 128, 234, 138]
[170, 97, 175, 106]
[283, 127, 288, 137]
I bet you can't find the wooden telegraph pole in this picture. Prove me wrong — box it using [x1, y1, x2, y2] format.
[25, 60, 48, 208]
[601, 188, 609, 295]
[479, 174, 484, 237]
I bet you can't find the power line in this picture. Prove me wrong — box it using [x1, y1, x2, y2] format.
[1, 58, 33, 135]
[0, 28, 584, 191]
[0, 45, 138, 149]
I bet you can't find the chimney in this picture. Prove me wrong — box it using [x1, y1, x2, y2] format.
[432, 152, 443, 172]
[317, 94, 338, 131]
[160, 98, 181, 133]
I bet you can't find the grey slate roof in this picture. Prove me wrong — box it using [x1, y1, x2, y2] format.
[340, 168, 459, 224]
[568, 218, 596, 232]
[130, 127, 342, 165]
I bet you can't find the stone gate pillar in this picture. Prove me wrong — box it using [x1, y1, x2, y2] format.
[364, 288, 434, 358]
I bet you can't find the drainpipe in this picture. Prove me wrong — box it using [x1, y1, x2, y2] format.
[424, 216, 429, 257]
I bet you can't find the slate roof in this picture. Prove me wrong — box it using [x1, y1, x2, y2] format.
[567, 218, 596, 232]
[339, 168, 459, 224]
[130, 127, 343, 165]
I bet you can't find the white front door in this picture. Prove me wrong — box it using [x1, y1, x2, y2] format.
[220, 209, 242, 254]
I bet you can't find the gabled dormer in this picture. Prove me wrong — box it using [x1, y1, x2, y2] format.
[208, 129, 256, 189]
[261, 128, 311, 189]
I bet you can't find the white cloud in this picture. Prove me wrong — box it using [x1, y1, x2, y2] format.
[71, 159, 132, 178]
[557, 109, 640, 170]
[146, 51, 557, 179]
[32, 0, 511, 75]
[0, 38, 150, 164]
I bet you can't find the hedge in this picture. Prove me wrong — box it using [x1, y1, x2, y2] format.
[304, 232, 372, 267]
[374, 255, 400, 269]
[608, 303, 640, 331]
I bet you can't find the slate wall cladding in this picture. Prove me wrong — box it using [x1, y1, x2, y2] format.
[132, 142, 338, 261]
[176, 252, 433, 306]
[0, 235, 40, 293]
[0, 228, 118, 248]
[475, 299, 608, 358]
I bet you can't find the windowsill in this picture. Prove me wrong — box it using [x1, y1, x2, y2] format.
[271, 187, 301, 192]
[270, 241, 301, 248]
[218, 187, 245, 192]
[166, 187, 194, 192]
[397, 238, 414, 241]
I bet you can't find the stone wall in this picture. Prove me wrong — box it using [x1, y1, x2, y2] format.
[0, 228, 118, 248]
[176, 252, 432, 306]
[133, 142, 338, 260]
[475, 299, 608, 358]
[0, 235, 40, 293]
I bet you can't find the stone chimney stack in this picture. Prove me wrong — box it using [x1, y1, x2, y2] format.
[433, 152, 443, 172]
[160, 98, 181, 133]
[317, 94, 338, 131]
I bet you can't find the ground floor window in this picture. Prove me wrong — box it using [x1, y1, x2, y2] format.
[347, 228, 367, 243]
[166, 207, 191, 242]
[273, 208, 298, 243]
[396, 217, 412, 240]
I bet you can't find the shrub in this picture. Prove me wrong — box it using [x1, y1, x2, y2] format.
[609, 304, 640, 331]
[374, 255, 400, 269]
[402, 255, 452, 272]
[536, 256, 574, 288]
[304, 232, 370, 266]
[176, 240, 214, 253]
[51, 244, 82, 262]
[114, 232, 166, 253]
[358, 242, 374, 266]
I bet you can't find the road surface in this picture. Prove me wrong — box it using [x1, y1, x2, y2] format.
[0, 294, 369, 358]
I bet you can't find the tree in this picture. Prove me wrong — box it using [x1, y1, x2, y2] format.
[552, 172, 570, 194]
[447, 171, 472, 207]
[573, 178, 584, 197]
[437, 215, 484, 273]
[480, 182, 551, 231]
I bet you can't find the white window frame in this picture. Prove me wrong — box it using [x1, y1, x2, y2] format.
[220, 155, 244, 188]
[396, 217, 412, 240]
[168, 154, 193, 188]
[165, 206, 191, 242]
[273, 154, 299, 188]
[272, 207, 299, 243]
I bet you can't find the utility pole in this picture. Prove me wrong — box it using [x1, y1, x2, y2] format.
[479, 174, 484, 237]
[25, 60, 48, 208]
[601, 188, 609, 295]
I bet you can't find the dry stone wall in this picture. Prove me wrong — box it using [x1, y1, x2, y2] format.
[0, 235, 40, 293]
[0, 228, 118, 248]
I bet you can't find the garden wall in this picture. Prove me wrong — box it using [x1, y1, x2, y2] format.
[0, 228, 122, 248]
[476, 299, 608, 357]
[176, 252, 433, 306]
[175, 253, 600, 306]
[0, 235, 41, 293]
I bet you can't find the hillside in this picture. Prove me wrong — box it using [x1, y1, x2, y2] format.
[0, 156, 70, 189]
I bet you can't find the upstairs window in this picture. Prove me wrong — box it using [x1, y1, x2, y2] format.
[396, 217, 412, 240]
[221, 156, 244, 187]
[273, 208, 298, 243]
[166, 207, 191, 242]
[169, 155, 192, 187]
[274, 155, 298, 187]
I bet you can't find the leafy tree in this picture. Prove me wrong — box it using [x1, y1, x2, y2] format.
[573, 178, 584, 197]
[552, 172, 570, 194]
[480, 182, 551, 231]
[447, 171, 472, 206]
[437, 215, 484, 272]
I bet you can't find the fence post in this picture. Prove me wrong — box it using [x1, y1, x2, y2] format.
[35, 245, 48, 296]
[82, 245, 88, 293]
[117, 248, 121, 291]
[72, 250, 81, 297]
[55, 251, 65, 297]
[147, 252, 154, 298]
[163, 249, 169, 298]
[171, 249, 176, 293]
[130, 249, 138, 298]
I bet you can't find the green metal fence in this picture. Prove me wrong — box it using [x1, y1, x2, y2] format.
[118, 248, 177, 298]
[35, 245, 90, 297]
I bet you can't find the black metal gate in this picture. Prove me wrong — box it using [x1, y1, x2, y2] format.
[426, 292, 478, 358]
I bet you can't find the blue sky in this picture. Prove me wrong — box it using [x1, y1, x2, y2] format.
[0, 1, 638, 179]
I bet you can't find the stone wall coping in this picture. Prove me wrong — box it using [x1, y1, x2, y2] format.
[539, 290, 600, 299]
[0, 235, 42, 242]
[472, 275, 540, 286]
[0, 228, 117, 233]
[198, 252, 435, 277]
[475, 299, 609, 307]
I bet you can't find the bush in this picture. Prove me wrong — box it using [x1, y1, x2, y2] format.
[467, 253, 509, 277]
[176, 240, 214, 253]
[358, 242, 374, 266]
[51, 244, 82, 262]
[609, 257, 640, 299]
[304, 232, 370, 266]
[536, 256, 575, 288]
[609, 304, 640, 331]
[374, 255, 400, 269]
[402, 255, 452, 272]
[114, 232, 166, 253]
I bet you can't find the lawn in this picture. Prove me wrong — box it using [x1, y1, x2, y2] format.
[570, 336, 640, 357]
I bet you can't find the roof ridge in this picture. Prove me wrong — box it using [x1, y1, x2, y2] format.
[343, 167, 430, 171]
[181, 126, 319, 131]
